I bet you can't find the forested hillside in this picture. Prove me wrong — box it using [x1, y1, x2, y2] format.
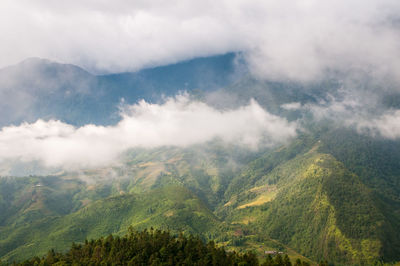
[1, 126, 400, 265]
[9, 229, 315, 266]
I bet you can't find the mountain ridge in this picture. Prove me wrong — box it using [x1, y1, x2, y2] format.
[0, 53, 240, 127]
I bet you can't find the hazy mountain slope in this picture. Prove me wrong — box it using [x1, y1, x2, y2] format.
[0, 53, 239, 126]
[0, 58, 99, 126]
[0, 175, 121, 227]
[119, 144, 261, 208]
[203, 76, 338, 116]
[0, 176, 83, 226]
[99, 52, 239, 103]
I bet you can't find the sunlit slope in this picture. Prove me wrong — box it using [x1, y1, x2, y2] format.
[0, 185, 218, 262]
[113, 144, 260, 208]
[1, 130, 400, 264]
[222, 143, 395, 264]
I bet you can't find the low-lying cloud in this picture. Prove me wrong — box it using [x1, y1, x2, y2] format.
[0, 95, 297, 170]
[353, 111, 400, 139]
[0, 0, 399, 175]
[282, 92, 400, 140]
[1, 0, 399, 82]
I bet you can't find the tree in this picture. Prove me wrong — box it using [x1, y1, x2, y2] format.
[262, 255, 274, 266]
[283, 254, 292, 266]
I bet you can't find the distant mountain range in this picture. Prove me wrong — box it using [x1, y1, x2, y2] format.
[0, 53, 239, 126]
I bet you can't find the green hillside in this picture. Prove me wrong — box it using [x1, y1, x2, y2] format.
[0, 185, 218, 262]
[223, 149, 384, 264]
[1, 129, 400, 265]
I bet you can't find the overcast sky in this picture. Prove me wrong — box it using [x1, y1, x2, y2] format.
[1, 0, 399, 81]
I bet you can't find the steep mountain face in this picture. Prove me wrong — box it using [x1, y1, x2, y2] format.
[222, 142, 389, 264]
[319, 129, 400, 261]
[0, 55, 400, 265]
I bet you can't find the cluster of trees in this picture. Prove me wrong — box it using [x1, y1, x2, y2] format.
[11, 228, 315, 266]
[14, 228, 257, 265]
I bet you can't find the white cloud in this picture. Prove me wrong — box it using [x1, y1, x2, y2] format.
[0, 0, 399, 82]
[296, 91, 400, 139]
[281, 102, 302, 110]
[243, 0, 400, 82]
[353, 110, 400, 139]
[0, 0, 399, 174]
[0, 95, 297, 170]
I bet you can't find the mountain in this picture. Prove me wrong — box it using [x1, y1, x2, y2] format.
[221, 132, 399, 265]
[0, 185, 219, 262]
[0, 56, 400, 265]
[1, 129, 399, 264]
[0, 53, 239, 126]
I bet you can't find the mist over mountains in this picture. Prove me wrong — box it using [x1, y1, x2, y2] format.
[1, 1, 400, 265]
[0, 53, 239, 127]
[0, 51, 399, 181]
[0, 53, 399, 265]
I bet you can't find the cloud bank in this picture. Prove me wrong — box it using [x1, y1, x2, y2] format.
[355, 111, 400, 139]
[0, 96, 297, 170]
[1, 0, 399, 82]
[282, 92, 400, 140]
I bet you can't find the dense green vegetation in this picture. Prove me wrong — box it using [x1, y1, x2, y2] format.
[319, 128, 400, 260]
[1, 128, 400, 265]
[219, 148, 389, 264]
[12, 229, 315, 266]
[0, 184, 219, 262]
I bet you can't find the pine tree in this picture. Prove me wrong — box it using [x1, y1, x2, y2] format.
[14, 229, 324, 266]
